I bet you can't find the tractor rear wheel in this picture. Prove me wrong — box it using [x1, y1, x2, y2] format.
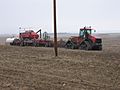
[98, 45, 102, 50]
[79, 41, 92, 50]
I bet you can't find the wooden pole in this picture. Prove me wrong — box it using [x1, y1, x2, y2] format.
[53, 0, 58, 56]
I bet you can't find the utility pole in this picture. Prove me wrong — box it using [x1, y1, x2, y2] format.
[53, 0, 58, 56]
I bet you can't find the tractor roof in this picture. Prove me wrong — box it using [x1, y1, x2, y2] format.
[80, 27, 95, 30]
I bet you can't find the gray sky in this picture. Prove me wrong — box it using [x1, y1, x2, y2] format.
[0, 0, 120, 34]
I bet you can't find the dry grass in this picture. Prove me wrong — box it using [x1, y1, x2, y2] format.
[0, 34, 120, 90]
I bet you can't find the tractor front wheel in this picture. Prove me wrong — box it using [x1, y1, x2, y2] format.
[65, 41, 75, 49]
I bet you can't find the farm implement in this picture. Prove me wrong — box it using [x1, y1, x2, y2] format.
[8, 29, 53, 47]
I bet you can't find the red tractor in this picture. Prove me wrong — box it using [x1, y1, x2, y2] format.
[65, 27, 102, 50]
[10, 29, 53, 47]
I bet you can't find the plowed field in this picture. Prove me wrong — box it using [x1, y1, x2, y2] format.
[0, 34, 120, 90]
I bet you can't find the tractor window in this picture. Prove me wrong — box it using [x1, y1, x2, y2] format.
[79, 30, 84, 37]
[86, 30, 91, 34]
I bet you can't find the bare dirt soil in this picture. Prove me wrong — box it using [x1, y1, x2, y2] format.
[0, 34, 120, 90]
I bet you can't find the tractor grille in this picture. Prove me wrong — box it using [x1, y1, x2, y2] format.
[96, 39, 102, 43]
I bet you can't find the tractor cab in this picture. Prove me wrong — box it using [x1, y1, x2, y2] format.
[79, 26, 94, 38]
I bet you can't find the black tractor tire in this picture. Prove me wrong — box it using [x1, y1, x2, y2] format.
[65, 41, 75, 49]
[79, 41, 92, 50]
[98, 45, 102, 50]
[65, 41, 71, 49]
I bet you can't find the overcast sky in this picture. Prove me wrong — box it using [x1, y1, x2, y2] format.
[0, 0, 120, 34]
